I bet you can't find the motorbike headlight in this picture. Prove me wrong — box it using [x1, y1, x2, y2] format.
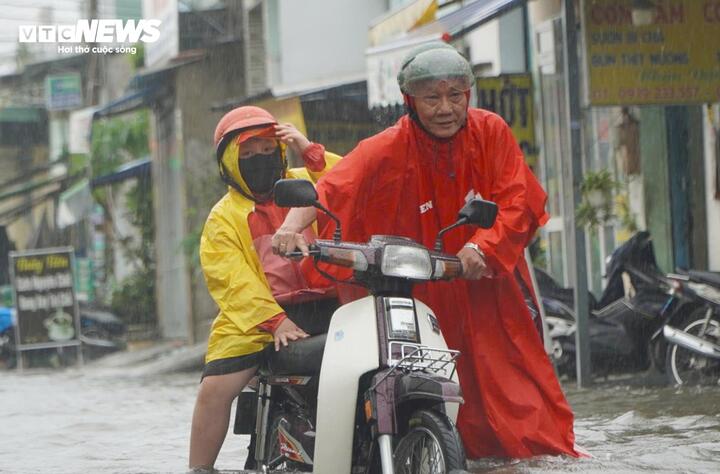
[381, 245, 432, 280]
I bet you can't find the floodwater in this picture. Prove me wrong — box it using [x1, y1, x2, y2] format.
[1, 359, 719, 474]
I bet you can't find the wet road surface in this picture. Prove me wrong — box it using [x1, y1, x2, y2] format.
[1, 364, 718, 473]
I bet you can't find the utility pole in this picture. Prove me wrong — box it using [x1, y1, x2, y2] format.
[562, 0, 592, 387]
[86, 0, 101, 105]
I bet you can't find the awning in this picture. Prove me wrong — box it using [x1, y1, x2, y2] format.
[0, 177, 69, 226]
[90, 157, 152, 188]
[368, 0, 438, 47]
[212, 75, 368, 137]
[403, 0, 525, 42]
[93, 51, 205, 120]
[366, 0, 526, 108]
[0, 106, 46, 123]
[0, 170, 69, 204]
[93, 87, 159, 120]
[213, 74, 367, 111]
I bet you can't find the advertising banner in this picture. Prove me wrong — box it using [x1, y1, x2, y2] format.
[476, 74, 538, 166]
[584, 0, 720, 105]
[9, 247, 80, 349]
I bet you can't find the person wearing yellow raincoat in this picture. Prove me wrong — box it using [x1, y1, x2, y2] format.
[189, 106, 340, 471]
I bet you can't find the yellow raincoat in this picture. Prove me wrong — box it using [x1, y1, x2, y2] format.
[200, 144, 340, 363]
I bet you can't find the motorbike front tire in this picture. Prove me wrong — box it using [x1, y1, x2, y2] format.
[393, 409, 466, 474]
[665, 306, 720, 386]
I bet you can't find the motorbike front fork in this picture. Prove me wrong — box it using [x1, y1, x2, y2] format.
[378, 434, 395, 474]
[254, 382, 273, 468]
[700, 306, 714, 334]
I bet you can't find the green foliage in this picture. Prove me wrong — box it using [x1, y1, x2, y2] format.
[131, 43, 145, 70]
[90, 111, 149, 179]
[579, 169, 617, 195]
[90, 111, 156, 326]
[110, 267, 156, 327]
[68, 153, 89, 176]
[1, 285, 12, 307]
[575, 170, 618, 229]
[181, 212, 203, 272]
[575, 169, 638, 232]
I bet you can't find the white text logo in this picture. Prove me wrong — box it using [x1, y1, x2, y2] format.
[18, 20, 161, 44]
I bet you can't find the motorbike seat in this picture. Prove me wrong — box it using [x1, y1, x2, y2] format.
[688, 270, 720, 287]
[264, 333, 326, 376]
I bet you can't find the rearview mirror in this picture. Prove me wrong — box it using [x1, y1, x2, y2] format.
[458, 199, 498, 229]
[273, 179, 318, 208]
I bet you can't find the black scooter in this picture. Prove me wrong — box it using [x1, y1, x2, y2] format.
[539, 232, 670, 378]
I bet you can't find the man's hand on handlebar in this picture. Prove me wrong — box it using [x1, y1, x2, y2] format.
[272, 226, 310, 257]
[458, 245, 492, 280]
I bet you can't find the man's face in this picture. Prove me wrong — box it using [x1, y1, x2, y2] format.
[411, 79, 468, 138]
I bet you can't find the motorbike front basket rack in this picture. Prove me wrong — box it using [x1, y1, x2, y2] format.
[388, 341, 460, 379]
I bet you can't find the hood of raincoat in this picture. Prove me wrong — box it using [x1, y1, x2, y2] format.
[218, 126, 288, 201]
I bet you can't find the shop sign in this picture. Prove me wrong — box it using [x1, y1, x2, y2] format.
[9, 247, 80, 348]
[46, 73, 83, 110]
[584, 0, 720, 105]
[476, 74, 538, 165]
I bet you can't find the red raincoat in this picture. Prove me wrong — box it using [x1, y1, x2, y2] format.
[315, 109, 580, 459]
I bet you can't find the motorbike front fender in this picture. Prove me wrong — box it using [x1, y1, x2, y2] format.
[395, 372, 463, 405]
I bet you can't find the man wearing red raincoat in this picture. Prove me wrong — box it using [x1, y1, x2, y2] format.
[273, 42, 581, 460]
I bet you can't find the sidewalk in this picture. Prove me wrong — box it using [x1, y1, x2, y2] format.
[88, 339, 207, 375]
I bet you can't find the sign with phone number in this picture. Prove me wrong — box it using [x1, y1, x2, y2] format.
[584, 0, 720, 106]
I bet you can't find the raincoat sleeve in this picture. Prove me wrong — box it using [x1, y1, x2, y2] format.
[469, 120, 549, 275]
[305, 148, 342, 183]
[200, 214, 285, 333]
[287, 149, 342, 184]
[315, 141, 372, 242]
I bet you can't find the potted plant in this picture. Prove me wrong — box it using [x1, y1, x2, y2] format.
[575, 169, 618, 229]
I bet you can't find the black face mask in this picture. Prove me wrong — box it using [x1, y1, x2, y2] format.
[239, 150, 284, 195]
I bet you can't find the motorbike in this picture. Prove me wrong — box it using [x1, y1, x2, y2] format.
[233, 178, 498, 474]
[0, 305, 14, 367]
[539, 232, 671, 378]
[661, 270, 720, 385]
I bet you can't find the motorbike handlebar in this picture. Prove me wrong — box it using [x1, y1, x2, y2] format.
[283, 244, 320, 259]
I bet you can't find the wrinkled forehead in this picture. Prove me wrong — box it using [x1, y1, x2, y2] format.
[408, 77, 470, 97]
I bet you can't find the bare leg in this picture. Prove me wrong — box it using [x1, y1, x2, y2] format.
[189, 367, 257, 470]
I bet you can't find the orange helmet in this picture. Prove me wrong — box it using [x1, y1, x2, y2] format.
[214, 106, 277, 147]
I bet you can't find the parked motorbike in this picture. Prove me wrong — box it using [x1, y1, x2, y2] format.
[0, 305, 15, 367]
[233, 179, 498, 474]
[0, 303, 125, 368]
[661, 270, 720, 385]
[539, 232, 671, 378]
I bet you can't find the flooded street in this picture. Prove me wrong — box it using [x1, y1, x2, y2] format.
[1, 363, 719, 474]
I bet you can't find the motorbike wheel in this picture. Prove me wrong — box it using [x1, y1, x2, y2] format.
[666, 307, 720, 386]
[393, 409, 466, 474]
